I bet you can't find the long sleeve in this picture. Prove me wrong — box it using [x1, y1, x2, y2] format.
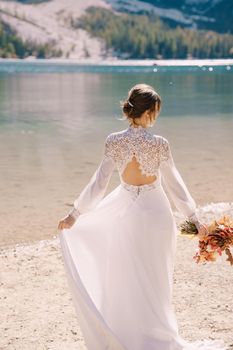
[159, 138, 202, 228]
[68, 135, 115, 220]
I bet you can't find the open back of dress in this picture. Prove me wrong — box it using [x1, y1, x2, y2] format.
[104, 124, 168, 185]
[121, 154, 157, 185]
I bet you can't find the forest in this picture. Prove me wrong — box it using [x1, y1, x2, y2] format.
[75, 7, 233, 59]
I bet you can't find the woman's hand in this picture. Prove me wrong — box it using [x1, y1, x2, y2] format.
[197, 223, 209, 240]
[58, 214, 76, 230]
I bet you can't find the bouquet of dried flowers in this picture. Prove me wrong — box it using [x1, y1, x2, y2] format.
[180, 215, 233, 265]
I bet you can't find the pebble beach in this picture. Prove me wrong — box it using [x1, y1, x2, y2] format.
[1, 203, 233, 350]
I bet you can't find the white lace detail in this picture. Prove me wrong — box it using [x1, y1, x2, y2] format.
[104, 125, 169, 177]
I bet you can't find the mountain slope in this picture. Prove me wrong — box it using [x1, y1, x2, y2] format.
[75, 7, 233, 59]
[0, 0, 111, 59]
[0, 0, 232, 59]
[107, 0, 233, 33]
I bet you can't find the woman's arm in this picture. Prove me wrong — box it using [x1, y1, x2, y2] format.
[68, 135, 115, 220]
[159, 138, 202, 229]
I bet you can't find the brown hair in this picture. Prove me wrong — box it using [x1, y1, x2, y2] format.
[121, 84, 161, 125]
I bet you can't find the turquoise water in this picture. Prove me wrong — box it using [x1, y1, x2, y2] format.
[0, 62, 232, 245]
[0, 60, 232, 74]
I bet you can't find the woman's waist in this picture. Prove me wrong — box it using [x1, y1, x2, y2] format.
[120, 178, 162, 194]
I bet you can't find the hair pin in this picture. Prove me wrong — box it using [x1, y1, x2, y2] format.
[128, 100, 134, 107]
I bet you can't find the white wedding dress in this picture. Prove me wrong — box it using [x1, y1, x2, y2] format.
[59, 125, 227, 350]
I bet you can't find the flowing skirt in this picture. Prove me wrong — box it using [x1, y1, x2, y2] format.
[59, 179, 227, 350]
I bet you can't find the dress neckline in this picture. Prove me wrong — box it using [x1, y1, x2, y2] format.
[127, 124, 148, 133]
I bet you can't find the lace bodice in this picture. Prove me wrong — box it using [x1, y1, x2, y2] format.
[67, 125, 202, 229]
[104, 125, 169, 177]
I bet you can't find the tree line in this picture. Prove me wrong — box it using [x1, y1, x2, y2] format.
[74, 7, 233, 59]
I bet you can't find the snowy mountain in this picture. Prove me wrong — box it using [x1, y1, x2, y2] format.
[107, 0, 233, 33]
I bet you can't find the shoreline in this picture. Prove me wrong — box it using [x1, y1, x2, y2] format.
[0, 58, 233, 67]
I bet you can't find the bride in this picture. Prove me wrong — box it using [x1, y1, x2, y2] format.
[57, 84, 227, 350]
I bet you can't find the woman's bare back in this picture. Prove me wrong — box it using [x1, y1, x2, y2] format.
[121, 156, 157, 185]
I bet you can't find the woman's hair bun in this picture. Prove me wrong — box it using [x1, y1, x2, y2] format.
[120, 83, 161, 120]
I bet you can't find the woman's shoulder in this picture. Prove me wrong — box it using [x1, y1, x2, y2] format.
[105, 128, 128, 142]
[152, 133, 169, 146]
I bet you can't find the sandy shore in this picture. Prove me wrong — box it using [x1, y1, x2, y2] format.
[1, 204, 233, 350]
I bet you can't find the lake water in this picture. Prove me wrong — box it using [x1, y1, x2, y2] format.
[0, 62, 233, 246]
